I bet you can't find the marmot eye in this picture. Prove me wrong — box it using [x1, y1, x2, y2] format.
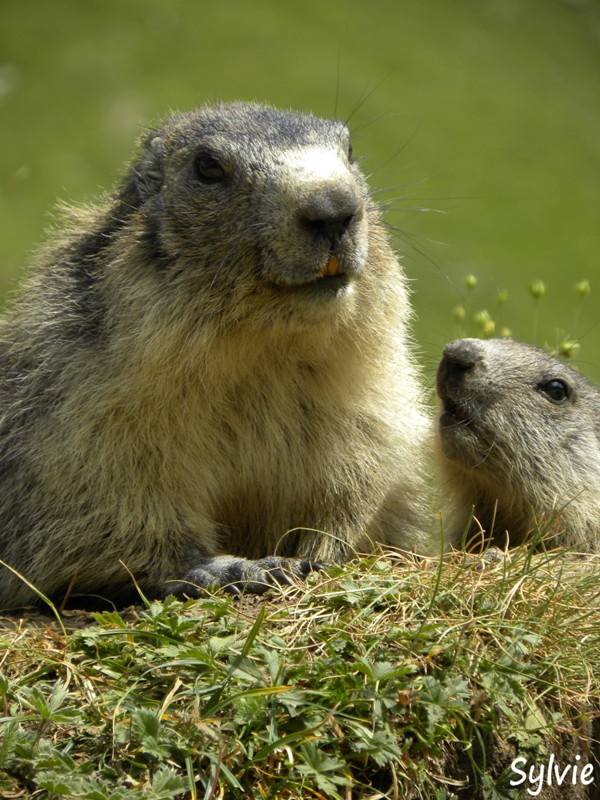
[347, 143, 354, 163]
[194, 152, 227, 184]
[539, 379, 570, 404]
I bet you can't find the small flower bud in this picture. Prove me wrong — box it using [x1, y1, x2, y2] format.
[528, 280, 546, 299]
[474, 309, 491, 328]
[557, 340, 579, 359]
[453, 304, 466, 322]
[575, 280, 591, 297]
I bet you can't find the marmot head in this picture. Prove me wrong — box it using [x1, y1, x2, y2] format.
[436, 337, 600, 496]
[117, 102, 373, 330]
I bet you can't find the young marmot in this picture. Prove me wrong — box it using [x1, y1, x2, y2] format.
[0, 101, 433, 608]
[436, 337, 600, 552]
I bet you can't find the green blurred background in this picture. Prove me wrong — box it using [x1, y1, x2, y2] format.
[1, 0, 599, 383]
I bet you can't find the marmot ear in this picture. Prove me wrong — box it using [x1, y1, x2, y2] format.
[118, 132, 164, 209]
[136, 133, 164, 197]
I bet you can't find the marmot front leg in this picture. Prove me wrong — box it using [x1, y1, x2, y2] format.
[165, 554, 324, 597]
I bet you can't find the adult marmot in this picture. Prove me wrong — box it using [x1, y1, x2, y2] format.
[0, 102, 433, 608]
[436, 337, 600, 552]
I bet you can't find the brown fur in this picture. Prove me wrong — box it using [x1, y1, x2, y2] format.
[436, 337, 600, 552]
[0, 102, 433, 607]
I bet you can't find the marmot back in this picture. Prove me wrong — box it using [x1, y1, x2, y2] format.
[0, 102, 433, 608]
[436, 337, 600, 552]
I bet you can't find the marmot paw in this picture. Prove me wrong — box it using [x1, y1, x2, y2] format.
[165, 555, 325, 597]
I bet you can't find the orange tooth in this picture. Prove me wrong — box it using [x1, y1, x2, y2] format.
[318, 255, 343, 278]
[328, 255, 341, 275]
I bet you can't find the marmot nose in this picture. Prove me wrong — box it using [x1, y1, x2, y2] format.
[441, 339, 486, 371]
[437, 339, 485, 396]
[298, 184, 362, 248]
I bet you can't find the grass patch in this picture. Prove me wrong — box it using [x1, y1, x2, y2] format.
[0, 548, 599, 799]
